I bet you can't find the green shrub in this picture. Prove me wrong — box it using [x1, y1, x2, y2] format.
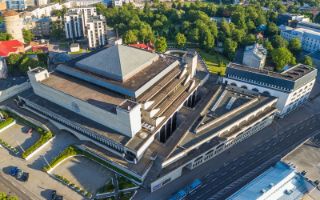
[118, 176, 136, 190]
[0, 117, 14, 130]
[43, 146, 80, 171]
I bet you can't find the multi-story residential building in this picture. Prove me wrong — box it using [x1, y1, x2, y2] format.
[223, 63, 317, 116]
[242, 43, 267, 70]
[64, 11, 83, 39]
[6, 0, 26, 10]
[64, 7, 106, 48]
[32, 17, 51, 37]
[280, 25, 320, 53]
[86, 15, 106, 48]
[3, 10, 24, 43]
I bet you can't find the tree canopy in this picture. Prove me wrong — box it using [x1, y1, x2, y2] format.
[271, 47, 296, 71]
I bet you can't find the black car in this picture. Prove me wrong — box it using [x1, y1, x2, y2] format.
[21, 172, 29, 182]
[51, 190, 57, 200]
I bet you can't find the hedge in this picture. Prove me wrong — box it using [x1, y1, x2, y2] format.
[118, 176, 136, 190]
[53, 174, 91, 198]
[0, 117, 14, 130]
[43, 146, 80, 171]
[0, 109, 54, 159]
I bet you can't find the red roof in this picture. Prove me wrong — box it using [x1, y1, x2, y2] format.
[32, 45, 48, 53]
[129, 43, 154, 52]
[0, 40, 24, 57]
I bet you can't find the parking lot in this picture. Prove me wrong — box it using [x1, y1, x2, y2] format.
[27, 131, 80, 170]
[0, 122, 40, 154]
[53, 156, 113, 193]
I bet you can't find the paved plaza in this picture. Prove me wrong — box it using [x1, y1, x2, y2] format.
[53, 156, 113, 193]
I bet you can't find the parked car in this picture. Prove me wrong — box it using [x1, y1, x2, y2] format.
[10, 166, 19, 176]
[16, 169, 23, 180]
[51, 190, 63, 200]
[51, 190, 57, 200]
[21, 172, 29, 182]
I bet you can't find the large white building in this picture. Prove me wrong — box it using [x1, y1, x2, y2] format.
[64, 7, 107, 48]
[16, 44, 281, 191]
[223, 63, 317, 116]
[280, 25, 320, 53]
[227, 162, 316, 200]
[243, 43, 267, 70]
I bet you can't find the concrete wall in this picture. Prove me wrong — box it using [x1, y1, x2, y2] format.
[0, 82, 30, 102]
[28, 70, 142, 138]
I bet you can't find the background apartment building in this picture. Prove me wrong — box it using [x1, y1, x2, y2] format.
[280, 22, 320, 53]
[64, 7, 106, 48]
[6, 0, 26, 10]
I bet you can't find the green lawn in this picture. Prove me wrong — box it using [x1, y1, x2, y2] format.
[198, 50, 229, 76]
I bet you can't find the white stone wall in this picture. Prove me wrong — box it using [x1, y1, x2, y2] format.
[29, 77, 141, 138]
[223, 77, 315, 116]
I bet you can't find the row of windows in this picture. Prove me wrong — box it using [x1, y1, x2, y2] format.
[227, 75, 290, 92]
[191, 116, 273, 169]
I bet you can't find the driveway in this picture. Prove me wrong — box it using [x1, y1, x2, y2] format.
[27, 131, 80, 170]
[53, 156, 113, 193]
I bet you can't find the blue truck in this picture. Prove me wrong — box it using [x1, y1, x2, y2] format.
[169, 179, 202, 200]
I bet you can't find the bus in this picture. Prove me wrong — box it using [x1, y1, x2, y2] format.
[168, 179, 202, 200]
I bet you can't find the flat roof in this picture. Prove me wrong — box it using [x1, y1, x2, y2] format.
[226, 63, 317, 91]
[227, 162, 314, 200]
[41, 72, 126, 113]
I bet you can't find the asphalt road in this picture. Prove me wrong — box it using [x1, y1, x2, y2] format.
[0, 173, 34, 200]
[187, 114, 320, 200]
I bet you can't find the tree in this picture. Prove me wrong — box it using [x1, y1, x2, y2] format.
[0, 32, 13, 41]
[263, 40, 273, 53]
[23, 29, 34, 43]
[223, 38, 238, 60]
[266, 22, 278, 36]
[242, 34, 256, 46]
[221, 19, 231, 37]
[271, 47, 295, 71]
[271, 35, 288, 48]
[123, 30, 138, 44]
[303, 56, 313, 66]
[175, 33, 186, 48]
[288, 38, 301, 55]
[232, 29, 245, 43]
[155, 37, 167, 53]
[201, 30, 214, 51]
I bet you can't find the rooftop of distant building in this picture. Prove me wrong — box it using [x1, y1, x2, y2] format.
[226, 63, 317, 92]
[227, 162, 316, 200]
[0, 40, 24, 57]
